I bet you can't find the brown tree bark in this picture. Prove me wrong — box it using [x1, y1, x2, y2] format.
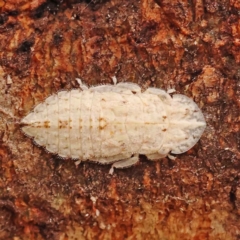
[0, 0, 239, 239]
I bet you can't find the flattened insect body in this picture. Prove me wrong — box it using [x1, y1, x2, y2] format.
[21, 81, 206, 173]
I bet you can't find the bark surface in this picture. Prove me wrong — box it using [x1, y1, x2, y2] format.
[0, 0, 239, 239]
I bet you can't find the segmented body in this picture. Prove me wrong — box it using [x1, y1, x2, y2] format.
[21, 82, 206, 171]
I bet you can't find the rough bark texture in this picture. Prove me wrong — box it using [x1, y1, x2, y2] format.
[0, 0, 239, 239]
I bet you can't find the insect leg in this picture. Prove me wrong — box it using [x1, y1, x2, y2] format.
[115, 82, 141, 93]
[76, 78, 88, 90]
[111, 76, 141, 93]
[146, 152, 168, 160]
[109, 154, 139, 174]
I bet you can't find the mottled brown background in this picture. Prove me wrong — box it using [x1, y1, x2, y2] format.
[0, 0, 239, 239]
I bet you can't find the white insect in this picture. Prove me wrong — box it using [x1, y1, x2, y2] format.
[21, 79, 206, 174]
